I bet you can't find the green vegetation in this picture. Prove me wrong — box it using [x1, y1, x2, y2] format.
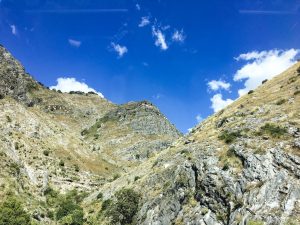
[0, 196, 31, 225]
[96, 192, 103, 200]
[260, 123, 287, 138]
[43, 150, 50, 156]
[59, 160, 65, 167]
[44, 188, 85, 224]
[294, 90, 300, 95]
[276, 99, 286, 105]
[102, 188, 140, 225]
[218, 130, 241, 143]
[248, 220, 264, 225]
[112, 174, 120, 181]
[248, 90, 254, 94]
[74, 164, 80, 172]
[6, 115, 12, 123]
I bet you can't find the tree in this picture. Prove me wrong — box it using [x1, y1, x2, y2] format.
[0, 196, 31, 225]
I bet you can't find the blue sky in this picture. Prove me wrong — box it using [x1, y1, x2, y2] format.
[1, 0, 300, 132]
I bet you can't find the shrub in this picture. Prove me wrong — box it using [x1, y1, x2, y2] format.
[260, 123, 287, 138]
[51, 190, 85, 225]
[248, 90, 254, 94]
[0, 197, 31, 225]
[104, 188, 140, 225]
[134, 176, 140, 182]
[262, 79, 268, 84]
[43, 150, 50, 156]
[276, 99, 286, 105]
[294, 90, 300, 95]
[74, 164, 80, 172]
[6, 116, 12, 123]
[218, 130, 241, 143]
[96, 192, 103, 200]
[59, 160, 65, 167]
[112, 174, 120, 181]
[56, 198, 84, 225]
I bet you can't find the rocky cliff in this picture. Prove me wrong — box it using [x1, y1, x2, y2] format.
[0, 45, 299, 225]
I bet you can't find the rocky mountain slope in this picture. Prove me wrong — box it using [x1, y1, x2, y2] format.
[0, 45, 300, 225]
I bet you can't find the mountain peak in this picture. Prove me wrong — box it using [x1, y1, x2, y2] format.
[0, 46, 40, 102]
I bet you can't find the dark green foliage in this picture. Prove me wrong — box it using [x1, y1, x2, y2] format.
[96, 192, 103, 200]
[112, 174, 120, 181]
[80, 129, 88, 136]
[260, 123, 287, 138]
[248, 90, 254, 94]
[101, 199, 112, 211]
[45, 188, 85, 225]
[69, 91, 84, 95]
[134, 176, 140, 182]
[59, 160, 65, 167]
[276, 99, 286, 105]
[43, 150, 50, 156]
[74, 164, 80, 172]
[6, 115, 12, 123]
[218, 130, 241, 143]
[9, 162, 21, 176]
[262, 79, 268, 84]
[294, 90, 300, 95]
[103, 188, 140, 225]
[0, 197, 31, 225]
[226, 147, 236, 157]
[222, 163, 229, 171]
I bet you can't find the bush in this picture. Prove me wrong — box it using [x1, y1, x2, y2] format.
[56, 199, 84, 225]
[248, 90, 254, 94]
[104, 188, 140, 225]
[59, 160, 65, 167]
[55, 190, 84, 225]
[262, 79, 268, 84]
[0, 196, 31, 225]
[294, 90, 300, 96]
[276, 99, 286, 105]
[260, 123, 287, 138]
[43, 150, 50, 156]
[74, 164, 80, 172]
[218, 130, 241, 143]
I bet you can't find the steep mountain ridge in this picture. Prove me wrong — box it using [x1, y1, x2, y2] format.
[93, 62, 300, 225]
[0, 45, 181, 223]
[0, 45, 300, 225]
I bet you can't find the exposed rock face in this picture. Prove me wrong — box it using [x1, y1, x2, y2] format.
[0, 45, 300, 225]
[0, 45, 39, 102]
[83, 101, 181, 161]
[97, 63, 300, 225]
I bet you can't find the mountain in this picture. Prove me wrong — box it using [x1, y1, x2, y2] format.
[0, 45, 299, 225]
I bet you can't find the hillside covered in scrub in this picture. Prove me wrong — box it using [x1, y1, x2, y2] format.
[0, 45, 300, 225]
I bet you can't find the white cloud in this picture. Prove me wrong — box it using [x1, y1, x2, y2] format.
[68, 39, 81, 47]
[50, 77, 104, 98]
[111, 42, 128, 57]
[172, 29, 185, 43]
[207, 79, 231, 91]
[196, 114, 203, 123]
[136, 4, 141, 11]
[234, 49, 299, 96]
[139, 16, 150, 27]
[152, 26, 168, 50]
[10, 25, 17, 35]
[210, 94, 233, 112]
